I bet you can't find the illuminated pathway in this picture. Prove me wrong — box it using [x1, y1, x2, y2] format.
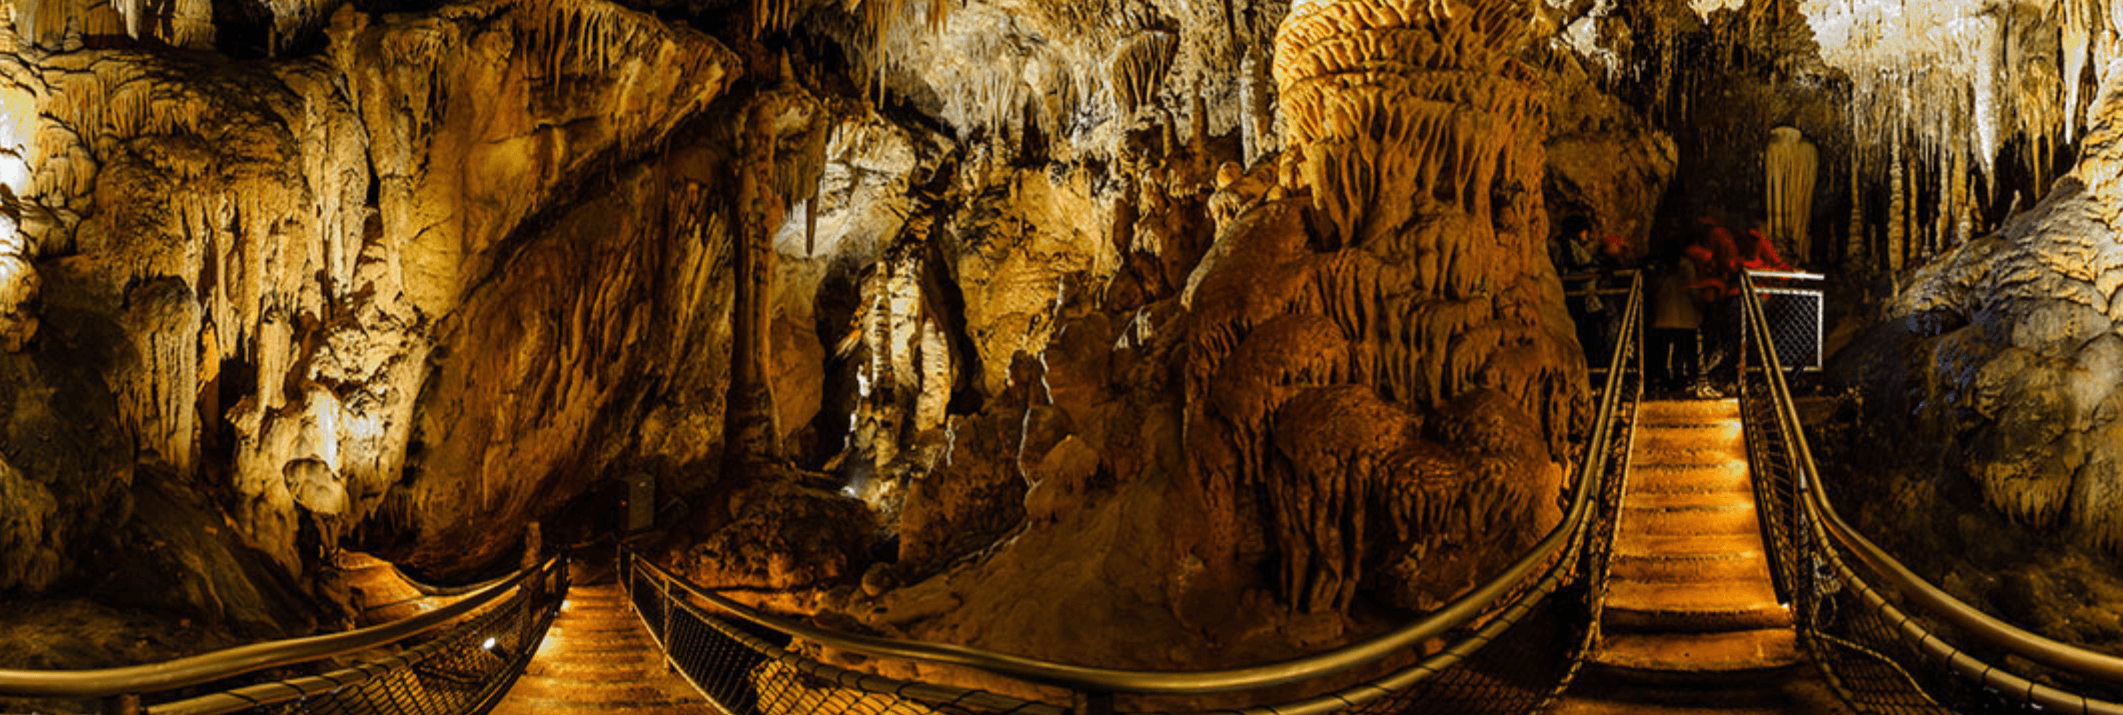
[1550, 399, 1847, 714]
[490, 565, 714, 715]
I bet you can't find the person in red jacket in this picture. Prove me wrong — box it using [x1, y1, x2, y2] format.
[1741, 219, 1793, 273]
[1684, 243, 1724, 304]
[1697, 218, 1741, 297]
[1691, 217, 1742, 384]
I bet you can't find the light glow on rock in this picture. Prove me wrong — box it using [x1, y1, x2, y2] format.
[1689, 0, 1745, 19]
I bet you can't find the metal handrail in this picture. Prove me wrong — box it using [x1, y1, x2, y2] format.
[625, 272, 1644, 705]
[150, 556, 568, 715]
[0, 554, 561, 702]
[1738, 271, 2123, 713]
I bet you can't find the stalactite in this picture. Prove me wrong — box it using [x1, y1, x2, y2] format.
[1847, 151, 1865, 269]
[1108, 30, 1178, 117]
[1952, 155, 1973, 246]
[1241, 44, 1277, 167]
[2065, 0, 2095, 142]
[1887, 134, 1905, 275]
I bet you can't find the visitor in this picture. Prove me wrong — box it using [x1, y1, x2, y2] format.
[1741, 219, 1793, 273]
[1596, 232, 1636, 270]
[1697, 216, 1742, 296]
[1648, 249, 1704, 394]
[1684, 242, 1723, 304]
[1556, 215, 1614, 363]
[1555, 214, 1599, 276]
[1692, 217, 1741, 385]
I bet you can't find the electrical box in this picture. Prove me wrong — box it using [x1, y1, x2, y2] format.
[626, 473, 655, 532]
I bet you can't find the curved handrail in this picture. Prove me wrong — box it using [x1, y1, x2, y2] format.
[1737, 271, 2123, 711]
[0, 554, 560, 700]
[628, 272, 1644, 700]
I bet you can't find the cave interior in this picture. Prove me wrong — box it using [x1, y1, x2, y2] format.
[3, 0, 2123, 712]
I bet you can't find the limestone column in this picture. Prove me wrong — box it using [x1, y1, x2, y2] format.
[724, 84, 826, 474]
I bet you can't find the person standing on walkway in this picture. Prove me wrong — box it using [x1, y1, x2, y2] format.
[1648, 249, 1705, 394]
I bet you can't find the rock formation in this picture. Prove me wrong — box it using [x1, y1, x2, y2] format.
[1849, 59, 2123, 554]
[0, 0, 747, 616]
[31, 0, 2099, 677]
[1765, 125, 1818, 261]
[1179, 0, 1583, 613]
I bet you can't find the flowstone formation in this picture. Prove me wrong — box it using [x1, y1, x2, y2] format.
[832, 0, 1585, 675]
[1847, 60, 2123, 555]
[1765, 125, 1818, 259]
[1183, 0, 1585, 613]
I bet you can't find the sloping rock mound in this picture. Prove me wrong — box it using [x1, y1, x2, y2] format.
[1843, 60, 2123, 552]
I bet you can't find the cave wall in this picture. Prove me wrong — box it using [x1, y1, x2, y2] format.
[0, 0, 747, 613]
[820, 0, 1591, 670]
[1844, 59, 2123, 555]
[0, 0, 1651, 658]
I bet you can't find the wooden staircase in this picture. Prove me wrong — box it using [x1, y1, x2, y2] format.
[488, 577, 714, 715]
[1548, 399, 1847, 715]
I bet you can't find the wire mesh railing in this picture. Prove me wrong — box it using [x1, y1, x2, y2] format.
[0, 554, 566, 715]
[1563, 270, 1637, 374]
[623, 275, 1644, 715]
[1743, 270, 1825, 371]
[1736, 270, 2123, 715]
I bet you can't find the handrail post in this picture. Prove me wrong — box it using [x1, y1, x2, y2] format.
[522, 522, 541, 570]
[103, 693, 140, 715]
[1073, 690, 1114, 715]
[660, 570, 677, 673]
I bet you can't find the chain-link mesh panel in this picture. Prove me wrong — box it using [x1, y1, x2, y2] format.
[1738, 287, 1953, 715]
[138, 559, 568, 715]
[625, 565, 1060, 715]
[627, 539, 1596, 715]
[1737, 280, 2123, 715]
[1752, 287, 1821, 370]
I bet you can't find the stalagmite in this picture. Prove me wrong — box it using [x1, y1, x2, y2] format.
[1240, 45, 1277, 167]
[1763, 126, 1818, 265]
[1175, 0, 1583, 614]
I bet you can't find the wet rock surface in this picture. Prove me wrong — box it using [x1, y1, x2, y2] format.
[1839, 62, 2123, 556]
[0, 0, 1852, 681]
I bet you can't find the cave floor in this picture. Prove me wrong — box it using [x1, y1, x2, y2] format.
[1548, 399, 1849, 715]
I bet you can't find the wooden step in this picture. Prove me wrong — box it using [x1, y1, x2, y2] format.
[1625, 465, 1751, 496]
[1604, 581, 1790, 633]
[549, 621, 649, 636]
[1624, 487, 1759, 510]
[1612, 532, 1768, 559]
[1632, 429, 1744, 454]
[1545, 668, 1850, 715]
[1609, 550, 1770, 584]
[1621, 503, 1759, 539]
[492, 701, 709, 715]
[1636, 400, 1741, 421]
[524, 652, 670, 675]
[1594, 629, 1801, 674]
